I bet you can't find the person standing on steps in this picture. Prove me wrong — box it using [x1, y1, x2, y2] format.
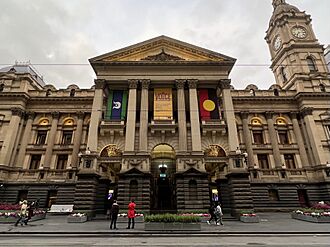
[126, 199, 136, 229]
[109, 200, 119, 230]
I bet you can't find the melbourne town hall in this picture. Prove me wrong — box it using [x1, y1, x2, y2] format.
[0, 0, 329, 216]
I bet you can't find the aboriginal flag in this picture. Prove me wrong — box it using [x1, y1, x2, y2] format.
[106, 90, 128, 120]
[198, 89, 220, 120]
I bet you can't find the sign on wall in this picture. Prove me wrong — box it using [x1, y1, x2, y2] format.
[154, 88, 173, 120]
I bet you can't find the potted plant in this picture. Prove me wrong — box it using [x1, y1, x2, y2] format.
[292, 201, 330, 223]
[144, 213, 201, 231]
[67, 212, 88, 223]
[239, 210, 260, 223]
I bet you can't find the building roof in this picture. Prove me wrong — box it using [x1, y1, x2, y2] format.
[0, 63, 45, 86]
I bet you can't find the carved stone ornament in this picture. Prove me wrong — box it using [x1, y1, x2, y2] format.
[51, 111, 60, 119]
[76, 111, 85, 120]
[301, 107, 313, 117]
[205, 145, 220, 157]
[219, 79, 231, 90]
[188, 80, 198, 89]
[11, 108, 24, 117]
[140, 49, 185, 61]
[105, 144, 122, 157]
[26, 111, 36, 120]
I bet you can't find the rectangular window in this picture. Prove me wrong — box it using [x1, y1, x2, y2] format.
[61, 131, 73, 145]
[253, 131, 264, 144]
[29, 154, 41, 169]
[278, 130, 289, 144]
[284, 154, 296, 169]
[257, 154, 269, 169]
[36, 131, 47, 145]
[56, 154, 68, 170]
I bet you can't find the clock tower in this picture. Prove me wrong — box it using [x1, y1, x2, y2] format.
[265, 0, 330, 92]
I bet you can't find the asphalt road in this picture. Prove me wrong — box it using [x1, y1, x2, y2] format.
[1, 235, 330, 247]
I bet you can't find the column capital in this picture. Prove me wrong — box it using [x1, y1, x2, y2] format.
[11, 107, 24, 117]
[290, 111, 300, 119]
[77, 111, 85, 120]
[141, 79, 150, 89]
[94, 79, 106, 89]
[175, 79, 186, 89]
[301, 107, 313, 117]
[51, 111, 60, 119]
[219, 79, 231, 90]
[241, 111, 250, 119]
[128, 79, 138, 89]
[187, 79, 198, 89]
[265, 111, 275, 119]
[26, 111, 36, 120]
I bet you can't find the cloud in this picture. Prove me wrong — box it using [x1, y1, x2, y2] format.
[0, 0, 329, 89]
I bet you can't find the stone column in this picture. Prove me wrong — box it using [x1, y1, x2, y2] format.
[221, 80, 239, 152]
[241, 112, 254, 168]
[71, 112, 84, 168]
[0, 108, 24, 166]
[125, 80, 138, 152]
[87, 79, 104, 152]
[44, 111, 59, 168]
[16, 112, 35, 168]
[265, 112, 282, 168]
[139, 80, 150, 152]
[188, 80, 202, 152]
[301, 108, 326, 166]
[290, 112, 309, 167]
[176, 80, 187, 152]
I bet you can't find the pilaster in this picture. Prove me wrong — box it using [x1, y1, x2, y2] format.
[265, 111, 282, 168]
[241, 112, 254, 168]
[139, 80, 150, 152]
[125, 79, 138, 152]
[176, 79, 187, 152]
[43, 111, 60, 168]
[71, 112, 84, 168]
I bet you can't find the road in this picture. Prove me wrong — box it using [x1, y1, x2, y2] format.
[1, 235, 330, 247]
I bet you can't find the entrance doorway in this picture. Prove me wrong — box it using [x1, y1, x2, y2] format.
[297, 189, 310, 208]
[151, 144, 176, 213]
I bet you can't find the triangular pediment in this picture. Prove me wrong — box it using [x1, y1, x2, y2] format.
[90, 35, 235, 63]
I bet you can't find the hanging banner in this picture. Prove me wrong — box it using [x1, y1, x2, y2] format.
[154, 88, 173, 120]
[106, 90, 128, 120]
[198, 89, 219, 120]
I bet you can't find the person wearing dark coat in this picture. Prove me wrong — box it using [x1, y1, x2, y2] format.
[109, 200, 119, 230]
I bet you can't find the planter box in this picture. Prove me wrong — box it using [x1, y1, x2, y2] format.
[117, 216, 144, 223]
[67, 215, 88, 223]
[240, 216, 260, 223]
[291, 213, 330, 223]
[144, 222, 201, 231]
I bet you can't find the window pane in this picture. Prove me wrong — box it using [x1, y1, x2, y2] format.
[258, 154, 269, 169]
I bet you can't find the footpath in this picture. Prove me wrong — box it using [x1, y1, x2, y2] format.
[0, 213, 330, 236]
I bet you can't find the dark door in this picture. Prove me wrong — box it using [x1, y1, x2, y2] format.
[297, 189, 310, 208]
[46, 190, 58, 208]
[157, 177, 172, 211]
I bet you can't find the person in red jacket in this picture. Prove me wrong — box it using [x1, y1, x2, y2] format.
[126, 199, 136, 229]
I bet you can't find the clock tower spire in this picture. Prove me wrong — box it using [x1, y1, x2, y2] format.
[265, 0, 330, 92]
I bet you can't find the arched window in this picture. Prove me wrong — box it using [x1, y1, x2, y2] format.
[46, 89, 51, 97]
[188, 179, 197, 200]
[70, 89, 75, 97]
[306, 56, 317, 72]
[249, 89, 255, 96]
[129, 180, 138, 201]
[280, 67, 287, 82]
[274, 88, 279, 96]
[319, 84, 326, 92]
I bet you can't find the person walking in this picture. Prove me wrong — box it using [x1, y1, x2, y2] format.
[109, 200, 119, 230]
[126, 199, 136, 229]
[215, 203, 224, 226]
[206, 203, 217, 225]
[14, 200, 29, 226]
[24, 201, 35, 225]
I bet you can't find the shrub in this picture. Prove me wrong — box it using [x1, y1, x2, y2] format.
[312, 202, 330, 210]
[144, 214, 201, 223]
[0, 203, 20, 210]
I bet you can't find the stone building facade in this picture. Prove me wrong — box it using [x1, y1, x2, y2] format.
[0, 0, 329, 216]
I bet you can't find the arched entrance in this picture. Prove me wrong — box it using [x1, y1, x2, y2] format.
[150, 144, 176, 213]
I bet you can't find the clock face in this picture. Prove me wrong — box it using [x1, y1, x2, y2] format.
[273, 35, 282, 51]
[291, 27, 307, 39]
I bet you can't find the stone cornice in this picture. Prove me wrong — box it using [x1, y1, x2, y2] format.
[232, 96, 295, 103]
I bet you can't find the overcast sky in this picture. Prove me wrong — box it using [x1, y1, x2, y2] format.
[0, 0, 329, 89]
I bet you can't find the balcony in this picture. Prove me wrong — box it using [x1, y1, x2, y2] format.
[149, 120, 177, 134]
[201, 119, 226, 135]
[100, 119, 125, 136]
